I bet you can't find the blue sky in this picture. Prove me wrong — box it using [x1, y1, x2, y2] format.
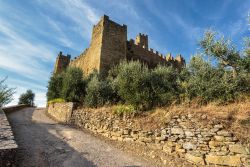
[0, 0, 249, 107]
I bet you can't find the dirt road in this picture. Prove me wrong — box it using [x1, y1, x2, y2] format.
[6, 108, 157, 167]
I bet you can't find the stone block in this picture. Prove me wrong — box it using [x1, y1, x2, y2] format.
[214, 135, 225, 141]
[163, 144, 174, 154]
[229, 144, 250, 155]
[205, 155, 242, 166]
[185, 153, 205, 165]
[217, 130, 233, 137]
[171, 127, 184, 135]
[183, 142, 196, 150]
[184, 131, 194, 137]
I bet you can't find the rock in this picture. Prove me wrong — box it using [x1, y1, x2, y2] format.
[214, 135, 225, 141]
[217, 130, 233, 137]
[163, 144, 174, 154]
[169, 136, 178, 142]
[171, 127, 184, 135]
[161, 129, 167, 135]
[138, 137, 152, 143]
[185, 153, 205, 165]
[205, 155, 242, 166]
[214, 124, 223, 129]
[185, 131, 194, 137]
[229, 144, 250, 155]
[123, 129, 131, 135]
[201, 114, 207, 119]
[183, 142, 196, 150]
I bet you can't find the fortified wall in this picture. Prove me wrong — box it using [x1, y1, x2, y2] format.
[54, 15, 186, 76]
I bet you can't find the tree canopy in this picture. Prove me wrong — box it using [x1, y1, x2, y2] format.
[0, 77, 15, 107]
[18, 89, 35, 106]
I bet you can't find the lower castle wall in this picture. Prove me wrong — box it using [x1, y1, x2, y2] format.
[47, 103, 250, 166]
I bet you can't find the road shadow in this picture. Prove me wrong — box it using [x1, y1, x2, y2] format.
[6, 107, 97, 167]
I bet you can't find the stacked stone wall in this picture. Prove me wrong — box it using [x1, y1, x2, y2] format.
[47, 102, 74, 123]
[47, 103, 250, 166]
[0, 109, 18, 167]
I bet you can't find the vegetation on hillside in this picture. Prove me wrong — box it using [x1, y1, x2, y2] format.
[47, 29, 250, 111]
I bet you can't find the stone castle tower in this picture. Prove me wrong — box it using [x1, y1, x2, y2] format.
[54, 15, 185, 76]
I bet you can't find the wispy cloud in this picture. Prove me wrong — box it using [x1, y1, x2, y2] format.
[36, 0, 101, 40]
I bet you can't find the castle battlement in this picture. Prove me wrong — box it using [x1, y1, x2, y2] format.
[54, 15, 185, 76]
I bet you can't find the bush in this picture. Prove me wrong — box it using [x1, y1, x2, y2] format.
[112, 104, 136, 116]
[18, 89, 35, 106]
[47, 72, 64, 101]
[184, 55, 248, 104]
[150, 66, 180, 106]
[112, 61, 152, 110]
[85, 73, 115, 107]
[61, 67, 86, 102]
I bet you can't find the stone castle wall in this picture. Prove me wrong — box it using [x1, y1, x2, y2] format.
[47, 103, 250, 166]
[99, 16, 127, 76]
[69, 17, 105, 76]
[127, 40, 168, 68]
[54, 15, 185, 76]
[54, 52, 71, 74]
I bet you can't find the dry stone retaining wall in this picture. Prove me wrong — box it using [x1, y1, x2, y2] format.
[47, 102, 74, 123]
[48, 103, 250, 166]
[0, 109, 18, 167]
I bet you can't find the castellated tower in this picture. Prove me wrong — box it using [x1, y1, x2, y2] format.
[135, 33, 148, 49]
[69, 15, 127, 76]
[54, 15, 185, 77]
[53, 51, 71, 74]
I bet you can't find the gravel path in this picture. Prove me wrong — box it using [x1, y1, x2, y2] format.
[7, 108, 156, 167]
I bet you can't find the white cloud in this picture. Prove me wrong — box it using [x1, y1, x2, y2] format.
[36, 0, 101, 40]
[0, 19, 55, 81]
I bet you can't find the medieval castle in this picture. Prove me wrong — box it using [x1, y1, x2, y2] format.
[54, 15, 185, 76]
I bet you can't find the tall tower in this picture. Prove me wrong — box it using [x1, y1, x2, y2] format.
[135, 33, 148, 49]
[54, 51, 71, 74]
[100, 15, 127, 76]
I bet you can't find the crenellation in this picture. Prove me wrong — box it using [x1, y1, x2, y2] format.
[53, 15, 185, 76]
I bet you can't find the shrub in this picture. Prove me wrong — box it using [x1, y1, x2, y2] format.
[150, 66, 180, 106]
[113, 61, 152, 110]
[85, 74, 114, 107]
[184, 55, 248, 104]
[47, 72, 64, 101]
[61, 67, 86, 102]
[112, 104, 136, 116]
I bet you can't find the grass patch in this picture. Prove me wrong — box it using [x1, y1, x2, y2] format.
[112, 104, 136, 116]
[48, 98, 65, 105]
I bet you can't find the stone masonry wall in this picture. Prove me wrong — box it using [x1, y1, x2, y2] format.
[69, 16, 105, 76]
[47, 103, 250, 166]
[0, 109, 18, 167]
[47, 102, 74, 123]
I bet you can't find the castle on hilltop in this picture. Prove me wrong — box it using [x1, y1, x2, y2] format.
[54, 15, 185, 76]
